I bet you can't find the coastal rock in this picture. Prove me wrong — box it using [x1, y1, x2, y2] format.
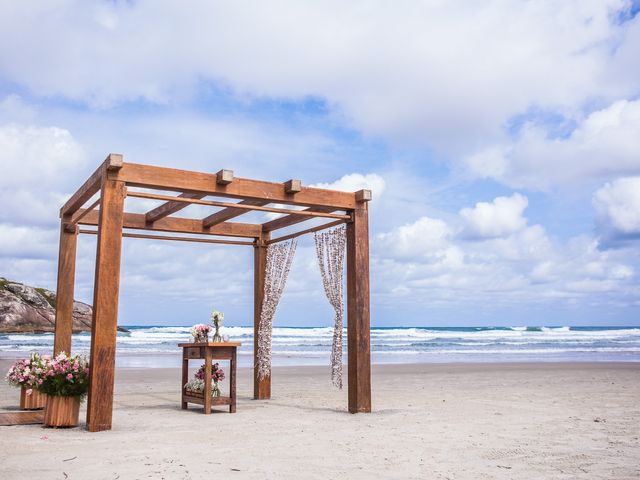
[0, 277, 127, 333]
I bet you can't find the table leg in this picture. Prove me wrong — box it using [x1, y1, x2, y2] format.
[230, 347, 237, 413]
[181, 355, 188, 410]
[204, 350, 212, 414]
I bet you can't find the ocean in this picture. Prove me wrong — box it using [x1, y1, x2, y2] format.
[1, 326, 639, 368]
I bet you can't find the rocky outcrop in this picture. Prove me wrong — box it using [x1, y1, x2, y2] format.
[0, 277, 126, 333]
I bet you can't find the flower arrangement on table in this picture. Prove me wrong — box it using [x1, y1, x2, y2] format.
[184, 362, 225, 397]
[191, 323, 212, 343]
[210, 309, 224, 342]
[5, 352, 48, 409]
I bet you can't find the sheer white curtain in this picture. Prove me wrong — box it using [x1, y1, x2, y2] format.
[314, 225, 346, 388]
[256, 239, 297, 380]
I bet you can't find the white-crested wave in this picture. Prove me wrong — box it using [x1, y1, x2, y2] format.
[1, 326, 639, 364]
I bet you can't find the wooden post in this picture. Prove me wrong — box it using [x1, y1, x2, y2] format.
[346, 203, 372, 413]
[86, 179, 126, 432]
[253, 232, 270, 399]
[53, 218, 78, 356]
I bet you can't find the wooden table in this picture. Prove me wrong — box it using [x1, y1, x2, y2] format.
[178, 342, 241, 414]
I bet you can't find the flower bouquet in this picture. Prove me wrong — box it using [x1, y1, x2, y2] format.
[210, 310, 224, 342]
[191, 324, 212, 343]
[184, 362, 225, 397]
[5, 353, 47, 410]
[37, 352, 90, 427]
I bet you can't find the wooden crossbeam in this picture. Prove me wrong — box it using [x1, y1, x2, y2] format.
[60, 153, 122, 216]
[126, 191, 351, 221]
[77, 209, 261, 238]
[261, 205, 338, 232]
[65, 197, 100, 231]
[111, 163, 357, 209]
[145, 192, 206, 223]
[79, 229, 253, 246]
[267, 219, 346, 244]
[203, 199, 269, 228]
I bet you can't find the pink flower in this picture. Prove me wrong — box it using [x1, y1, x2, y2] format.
[26, 389, 33, 395]
[66, 373, 73, 380]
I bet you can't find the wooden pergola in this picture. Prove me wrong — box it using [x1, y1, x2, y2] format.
[53, 154, 371, 432]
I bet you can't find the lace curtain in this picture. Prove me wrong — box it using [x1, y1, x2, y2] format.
[314, 225, 346, 388]
[256, 239, 297, 380]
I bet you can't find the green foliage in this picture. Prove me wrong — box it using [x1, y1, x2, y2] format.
[35, 288, 57, 308]
[0, 278, 8, 289]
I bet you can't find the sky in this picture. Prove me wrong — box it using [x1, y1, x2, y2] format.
[0, 0, 639, 328]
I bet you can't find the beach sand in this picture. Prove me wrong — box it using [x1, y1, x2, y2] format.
[0, 361, 638, 479]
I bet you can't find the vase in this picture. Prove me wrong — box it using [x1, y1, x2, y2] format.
[43, 395, 81, 428]
[213, 382, 221, 397]
[212, 324, 222, 343]
[193, 333, 209, 343]
[20, 386, 46, 410]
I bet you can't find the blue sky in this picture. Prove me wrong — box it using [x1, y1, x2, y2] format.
[0, 1, 639, 327]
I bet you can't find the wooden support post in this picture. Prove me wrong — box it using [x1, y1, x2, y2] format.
[53, 218, 78, 356]
[346, 203, 372, 413]
[253, 233, 270, 399]
[86, 179, 126, 432]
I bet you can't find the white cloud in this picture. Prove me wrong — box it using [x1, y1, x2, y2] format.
[593, 176, 640, 237]
[0, 1, 637, 152]
[465, 99, 640, 189]
[372, 213, 638, 309]
[460, 193, 528, 238]
[311, 173, 385, 198]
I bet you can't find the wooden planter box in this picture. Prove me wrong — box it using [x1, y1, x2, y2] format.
[43, 395, 81, 428]
[20, 386, 46, 410]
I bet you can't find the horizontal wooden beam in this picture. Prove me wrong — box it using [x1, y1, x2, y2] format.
[65, 197, 100, 231]
[202, 199, 269, 228]
[126, 191, 351, 221]
[60, 154, 122, 216]
[145, 192, 206, 223]
[267, 219, 347, 244]
[261, 206, 338, 232]
[77, 210, 261, 238]
[79, 229, 253, 246]
[111, 163, 357, 209]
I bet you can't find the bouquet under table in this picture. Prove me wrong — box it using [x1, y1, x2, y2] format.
[185, 363, 225, 397]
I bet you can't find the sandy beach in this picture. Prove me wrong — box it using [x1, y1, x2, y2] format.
[0, 361, 638, 479]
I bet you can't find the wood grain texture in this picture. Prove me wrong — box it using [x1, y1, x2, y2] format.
[254, 234, 271, 399]
[43, 395, 81, 428]
[145, 192, 206, 223]
[202, 199, 269, 228]
[53, 219, 78, 356]
[60, 153, 122, 216]
[346, 203, 372, 413]
[0, 411, 44, 426]
[78, 209, 261, 238]
[20, 386, 46, 410]
[86, 179, 126, 432]
[113, 162, 357, 209]
[261, 205, 339, 232]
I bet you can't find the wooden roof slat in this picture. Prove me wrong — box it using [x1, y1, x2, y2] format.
[202, 199, 269, 228]
[261, 205, 338, 232]
[77, 209, 261, 238]
[145, 192, 206, 223]
[60, 153, 122, 216]
[111, 162, 357, 209]
[126, 191, 351, 220]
